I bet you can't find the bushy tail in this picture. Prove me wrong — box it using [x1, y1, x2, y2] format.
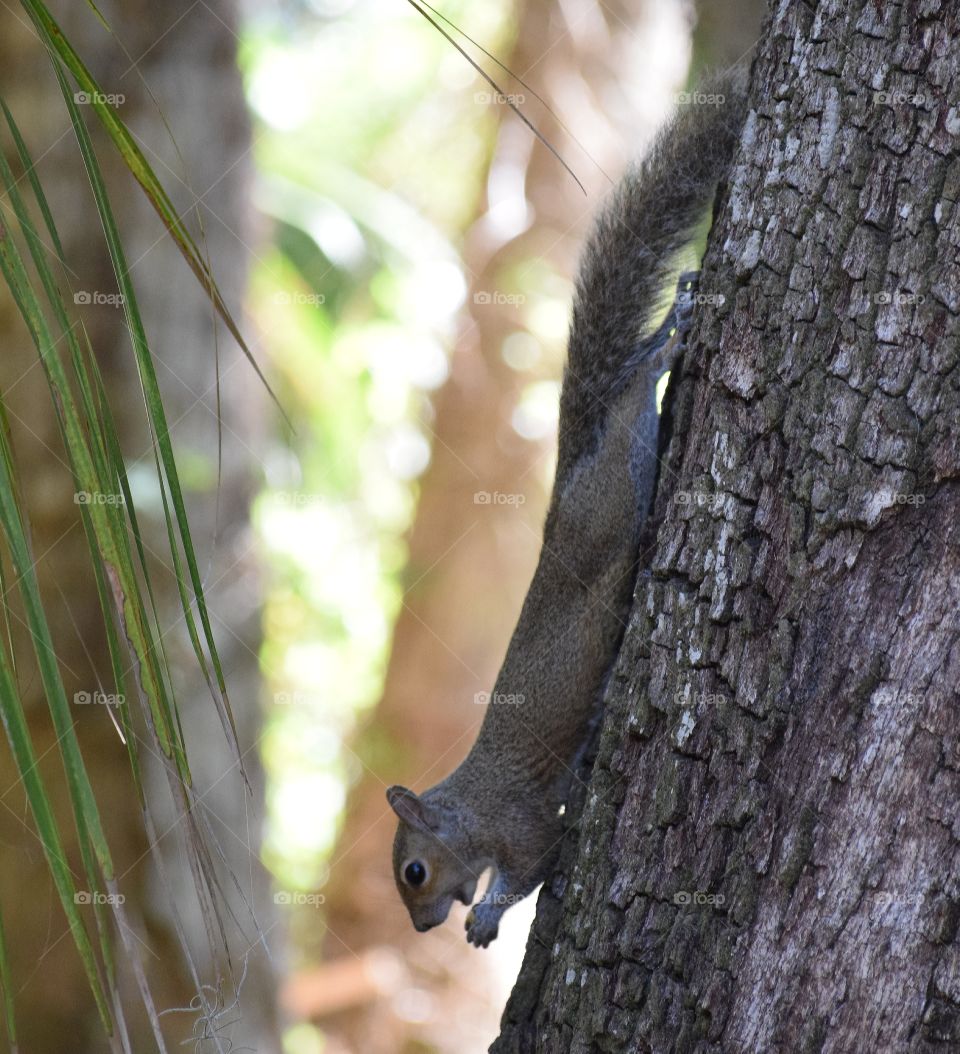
[557, 68, 748, 474]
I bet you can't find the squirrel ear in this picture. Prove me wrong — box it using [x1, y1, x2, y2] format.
[386, 785, 435, 833]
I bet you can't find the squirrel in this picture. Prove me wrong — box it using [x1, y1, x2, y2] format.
[387, 70, 748, 947]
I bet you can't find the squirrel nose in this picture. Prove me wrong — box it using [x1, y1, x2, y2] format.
[415, 921, 432, 932]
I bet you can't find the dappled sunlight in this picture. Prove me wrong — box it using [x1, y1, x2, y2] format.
[243, 0, 691, 1051]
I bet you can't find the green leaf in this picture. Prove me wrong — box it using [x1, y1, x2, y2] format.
[0, 903, 16, 1050]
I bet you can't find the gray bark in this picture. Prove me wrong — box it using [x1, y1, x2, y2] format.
[495, 2, 960, 1051]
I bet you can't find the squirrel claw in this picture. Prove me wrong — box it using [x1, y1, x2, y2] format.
[465, 906, 499, 947]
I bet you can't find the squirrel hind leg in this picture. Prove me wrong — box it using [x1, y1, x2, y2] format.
[616, 269, 702, 390]
[645, 269, 701, 373]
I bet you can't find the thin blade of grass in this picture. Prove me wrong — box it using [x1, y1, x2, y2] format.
[87, 342, 180, 746]
[0, 205, 116, 881]
[0, 217, 125, 1002]
[19, 0, 290, 426]
[0, 405, 21, 686]
[0, 494, 112, 1030]
[0, 107, 198, 1038]
[403, 0, 585, 193]
[6, 104, 186, 790]
[415, 0, 609, 184]
[0, 101, 183, 770]
[0, 903, 16, 1051]
[54, 68, 246, 779]
[0, 139, 180, 1016]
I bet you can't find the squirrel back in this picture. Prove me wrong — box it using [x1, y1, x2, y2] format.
[388, 69, 749, 946]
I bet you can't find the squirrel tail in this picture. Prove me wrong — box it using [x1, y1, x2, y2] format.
[559, 67, 748, 466]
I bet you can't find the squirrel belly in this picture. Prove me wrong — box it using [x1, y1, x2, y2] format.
[388, 70, 748, 947]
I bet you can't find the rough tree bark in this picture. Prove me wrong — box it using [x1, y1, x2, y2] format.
[495, 3, 960, 1052]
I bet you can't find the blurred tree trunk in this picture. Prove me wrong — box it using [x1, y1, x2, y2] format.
[495, 3, 960, 1052]
[0, 2, 278, 1050]
[309, 2, 694, 1052]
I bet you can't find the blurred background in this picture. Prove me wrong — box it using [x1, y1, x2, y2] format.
[0, 0, 763, 1051]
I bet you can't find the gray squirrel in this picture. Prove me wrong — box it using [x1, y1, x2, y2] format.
[387, 70, 748, 947]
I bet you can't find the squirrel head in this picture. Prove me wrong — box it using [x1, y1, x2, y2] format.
[386, 784, 479, 932]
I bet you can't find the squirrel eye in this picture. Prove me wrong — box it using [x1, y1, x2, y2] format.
[404, 861, 427, 887]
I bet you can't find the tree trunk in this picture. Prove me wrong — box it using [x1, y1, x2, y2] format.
[495, 3, 960, 1052]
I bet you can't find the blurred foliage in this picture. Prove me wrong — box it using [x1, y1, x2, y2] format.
[242, 0, 516, 897]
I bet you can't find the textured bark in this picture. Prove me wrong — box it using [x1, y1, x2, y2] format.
[495, 2, 960, 1052]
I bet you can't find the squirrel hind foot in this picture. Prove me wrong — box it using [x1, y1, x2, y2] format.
[616, 268, 702, 388]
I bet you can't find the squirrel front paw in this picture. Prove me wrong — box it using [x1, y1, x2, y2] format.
[465, 905, 500, 948]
